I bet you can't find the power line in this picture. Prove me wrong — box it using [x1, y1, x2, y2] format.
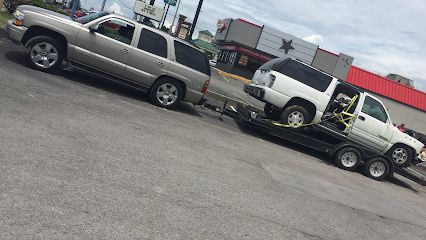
[117, 0, 133, 10]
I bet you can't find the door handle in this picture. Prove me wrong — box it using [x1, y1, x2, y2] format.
[121, 49, 129, 54]
[157, 61, 164, 66]
[358, 116, 365, 121]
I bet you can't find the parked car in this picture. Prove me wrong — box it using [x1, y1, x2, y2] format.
[6, 5, 211, 109]
[244, 58, 426, 167]
[209, 60, 217, 67]
[65, 9, 87, 18]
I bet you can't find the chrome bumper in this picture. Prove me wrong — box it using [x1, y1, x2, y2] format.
[5, 20, 27, 44]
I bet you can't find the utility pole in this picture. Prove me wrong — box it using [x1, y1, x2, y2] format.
[142, 0, 156, 25]
[187, 0, 203, 40]
[159, 4, 170, 30]
[101, 0, 106, 11]
[69, 0, 79, 19]
[170, 0, 181, 34]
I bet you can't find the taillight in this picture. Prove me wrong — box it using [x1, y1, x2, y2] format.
[201, 79, 210, 94]
[268, 74, 276, 88]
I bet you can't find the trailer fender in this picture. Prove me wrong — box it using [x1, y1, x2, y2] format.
[330, 143, 366, 160]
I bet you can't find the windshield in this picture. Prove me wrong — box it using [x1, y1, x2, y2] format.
[75, 11, 109, 24]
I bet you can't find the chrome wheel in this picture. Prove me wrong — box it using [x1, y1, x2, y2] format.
[30, 42, 58, 69]
[369, 161, 386, 177]
[392, 148, 408, 164]
[341, 152, 358, 168]
[156, 83, 179, 106]
[287, 111, 305, 126]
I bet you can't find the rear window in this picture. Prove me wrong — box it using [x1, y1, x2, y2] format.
[258, 58, 289, 71]
[174, 41, 211, 76]
[275, 60, 333, 92]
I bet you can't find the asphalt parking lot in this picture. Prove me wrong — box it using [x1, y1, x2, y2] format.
[1, 30, 426, 240]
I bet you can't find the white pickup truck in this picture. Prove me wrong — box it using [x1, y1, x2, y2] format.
[244, 58, 425, 167]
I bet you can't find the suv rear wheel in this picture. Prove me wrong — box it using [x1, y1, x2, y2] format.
[150, 78, 183, 109]
[280, 105, 309, 126]
[25, 36, 64, 72]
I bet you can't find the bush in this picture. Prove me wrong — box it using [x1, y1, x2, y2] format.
[3, 0, 27, 14]
[29, 0, 49, 9]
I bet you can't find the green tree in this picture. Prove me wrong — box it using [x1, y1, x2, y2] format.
[3, 0, 27, 14]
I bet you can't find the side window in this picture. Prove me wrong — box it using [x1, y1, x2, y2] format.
[138, 29, 168, 58]
[174, 41, 211, 76]
[97, 19, 135, 45]
[277, 61, 332, 92]
[362, 96, 388, 123]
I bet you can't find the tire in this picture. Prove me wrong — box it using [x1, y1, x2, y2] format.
[334, 147, 362, 171]
[386, 145, 412, 168]
[363, 157, 389, 181]
[264, 103, 281, 120]
[280, 105, 310, 126]
[149, 78, 183, 109]
[25, 36, 64, 72]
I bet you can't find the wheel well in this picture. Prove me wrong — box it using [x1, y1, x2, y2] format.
[284, 97, 316, 122]
[154, 76, 187, 98]
[332, 144, 365, 160]
[22, 26, 68, 57]
[388, 143, 416, 158]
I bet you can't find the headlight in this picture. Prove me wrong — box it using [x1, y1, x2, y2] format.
[419, 147, 426, 162]
[13, 10, 25, 26]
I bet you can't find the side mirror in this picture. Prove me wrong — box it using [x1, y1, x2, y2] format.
[89, 24, 99, 33]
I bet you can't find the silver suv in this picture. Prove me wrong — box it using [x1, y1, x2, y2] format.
[6, 5, 211, 108]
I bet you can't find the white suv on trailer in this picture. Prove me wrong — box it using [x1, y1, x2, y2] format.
[244, 58, 426, 167]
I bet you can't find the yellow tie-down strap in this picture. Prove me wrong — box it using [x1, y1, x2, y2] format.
[266, 95, 359, 128]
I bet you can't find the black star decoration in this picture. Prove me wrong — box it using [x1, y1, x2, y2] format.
[280, 39, 295, 54]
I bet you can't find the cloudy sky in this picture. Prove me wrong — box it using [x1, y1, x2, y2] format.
[80, 0, 426, 92]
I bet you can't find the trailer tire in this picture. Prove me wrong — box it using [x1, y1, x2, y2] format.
[264, 103, 281, 120]
[363, 157, 389, 181]
[334, 147, 362, 171]
[386, 145, 412, 168]
[280, 105, 309, 126]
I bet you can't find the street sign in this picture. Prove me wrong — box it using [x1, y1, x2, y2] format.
[164, 0, 177, 6]
[134, 0, 165, 22]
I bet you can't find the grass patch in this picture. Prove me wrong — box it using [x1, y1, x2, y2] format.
[0, 11, 13, 28]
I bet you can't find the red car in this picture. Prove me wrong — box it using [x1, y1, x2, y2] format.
[65, 9, 87, 18]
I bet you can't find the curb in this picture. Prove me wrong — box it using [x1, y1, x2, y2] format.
[215, 69, 252, 85]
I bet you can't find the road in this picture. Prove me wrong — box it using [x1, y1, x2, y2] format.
[1, 29, 426, 240]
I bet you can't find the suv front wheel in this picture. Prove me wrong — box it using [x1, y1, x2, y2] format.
[150, 78, 183, 109]
[25, 36, 64, 72]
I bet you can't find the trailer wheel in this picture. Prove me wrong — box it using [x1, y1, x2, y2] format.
[363, 157, 389, 181]
[386, 145, 412, 168]
[264, 103, 281, 120]
[280, 105, 309, 126]
[334, 147, 362, 171]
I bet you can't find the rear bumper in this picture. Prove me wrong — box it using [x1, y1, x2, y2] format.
[184, 88, 204, 105]
[5, 20, 27, 44]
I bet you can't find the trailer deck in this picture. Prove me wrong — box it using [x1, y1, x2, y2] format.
[203, 91, 426, 185]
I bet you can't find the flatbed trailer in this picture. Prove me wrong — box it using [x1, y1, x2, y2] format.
[203, 91, 426, 185]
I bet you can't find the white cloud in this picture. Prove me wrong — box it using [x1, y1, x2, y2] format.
[303, 34, 324, 45]
[82, 0, 426, 92]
